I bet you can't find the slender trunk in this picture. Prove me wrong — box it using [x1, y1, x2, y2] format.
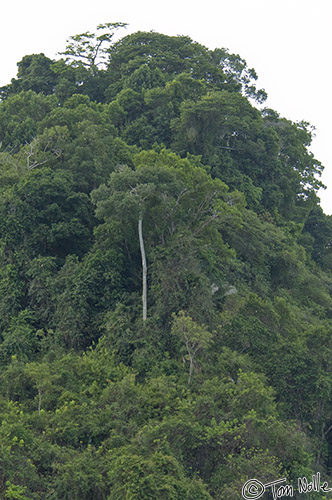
[188, 356, 193, 384]
[138, 217, 147, 321]
[38, 388, 42, 415]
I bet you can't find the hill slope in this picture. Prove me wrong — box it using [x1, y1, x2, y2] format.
[0, 24, 332, 499]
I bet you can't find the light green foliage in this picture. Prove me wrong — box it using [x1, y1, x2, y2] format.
[5, 481, 32, 500]
[171, 311, 213, 383]
[107, 447, 212, 499]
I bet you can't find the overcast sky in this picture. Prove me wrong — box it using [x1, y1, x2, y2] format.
[1, 0, 331, 214]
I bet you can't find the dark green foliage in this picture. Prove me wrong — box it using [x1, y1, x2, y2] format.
[301, 205, 332, 266]
[0, 167, 93, 259]
[3, 54, 58, 97]
[0, 91, 57, 150]
[0, 23, 331, 499]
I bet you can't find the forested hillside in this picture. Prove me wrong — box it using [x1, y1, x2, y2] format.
[0, 23, 332, 499]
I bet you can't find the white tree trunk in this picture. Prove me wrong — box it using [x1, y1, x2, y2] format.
[138, 217, 147, 321]
[38, 388, 42, 415]
[188, 356, 193, 385]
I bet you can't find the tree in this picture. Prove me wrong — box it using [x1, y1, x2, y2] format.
[301, 204, 332, 266]
[0, 91, 57, 150]
[138, 217, 147, 321]
[172, 311, 213, 383]
[0, 167, 93, 260]
[0, 310, 38, 364]
[92, 166, 162, 322]
[211, 47, 267, 102]
[0, 54, 58, 99]
[107, 446, 212, 499]
[171, 89, 262, 181]
[60, 22, 127, 72]
[24, 362, 59, 415]
[92, 149, 238, 325]
[4, 481, 32, 500]
[106, 31, 266, 101]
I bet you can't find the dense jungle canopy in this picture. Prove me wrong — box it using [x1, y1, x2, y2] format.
[0, 22, 332, 499]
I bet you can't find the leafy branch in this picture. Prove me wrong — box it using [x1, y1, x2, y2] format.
[60, 22, 128, 71]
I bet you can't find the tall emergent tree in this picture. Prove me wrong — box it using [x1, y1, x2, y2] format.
[60, 22, 128, 72]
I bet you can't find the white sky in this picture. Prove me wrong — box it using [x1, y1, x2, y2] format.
[1, 0, 331, 214]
